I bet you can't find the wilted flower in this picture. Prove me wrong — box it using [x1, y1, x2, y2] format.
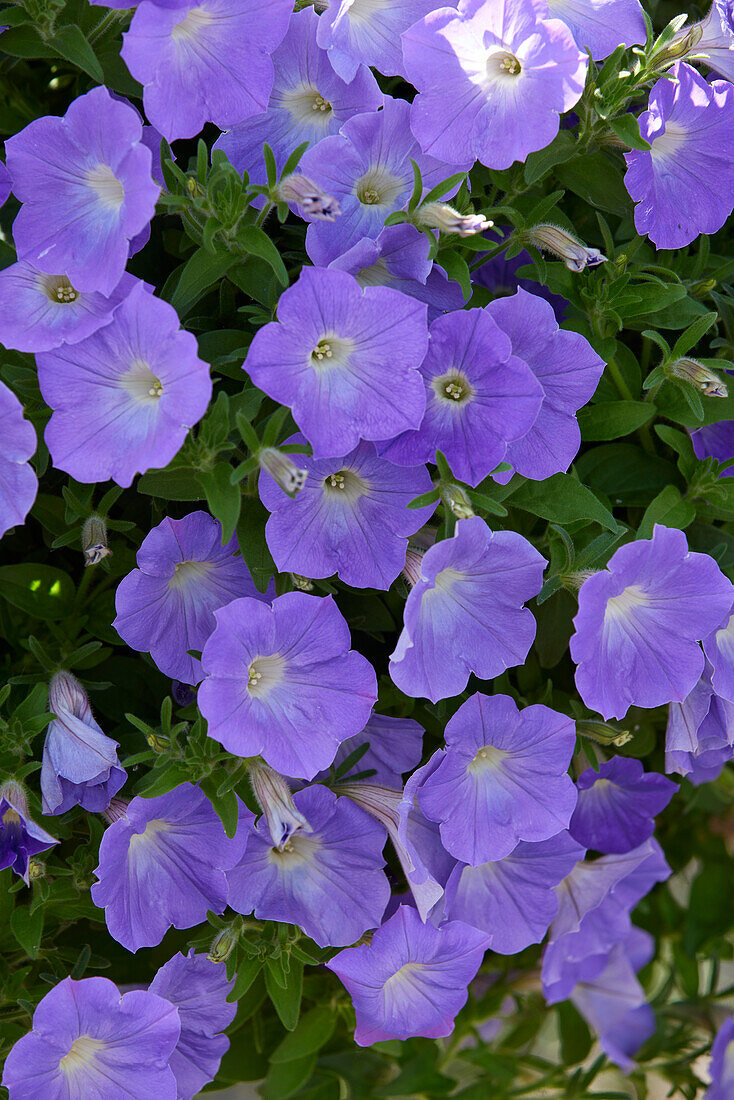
[248, 757, 313, 849]
[258, 447, 308, 494]
[275, 173, 341, 220]
[521, 224, 607, 271]
[0, 780, 57, 885]
[415, 203, 492, 237]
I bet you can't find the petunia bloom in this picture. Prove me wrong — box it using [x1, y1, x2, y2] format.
[390, 516, 546, 702]
[403, 0, 587, 170]
[41, 671, 126, 816]
[624, 63, 734, 249]
[0, 780, 57, 885]
[243, 266, 429, 458]
[215, 7, 381, 188]
[445, 831, 585, 953]
[568, 756, 677, 854]
[570, 525, 734, 720]
[0, 380, 37, 541]
[665, 672, 734, 785]
[114, 510, 265, 684]
[327, 904, 488, 1044]
[706, 1015, 734, 1099]
[0, 264, 133, 353]
[692, 419, 734, 476]
[5, 86, 159, 295]
[297, 97, 469, 265]
[703, 605, 734, 701]
[2, 976, 180, 1100]
[259, 435, 436, 588]
[486, 288, 605, 481]
[227, 784, 390, 947]
[377, 305, 543, 486]
[317, 0, 445, 81]
[149, 950, 236, 1100]
[685, 0, 734, 84]
[417, 693, 577, 863]
[121, 0, 293, 141]
[199, 592, 377, 779]
[316, 711, 424, 788]
[544, 0, 645, 59]
[37, 281, 212, 488]
[91, 782, 251, 952]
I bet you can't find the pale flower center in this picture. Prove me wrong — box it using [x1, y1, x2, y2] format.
[268, 833, 322, 867]
[469, 744, 509, 773]
[309, 333, 354, 371]
[169, 559, 213, 590]
[247, 654, 286, 698]
[432, 566, 465, 595]
[129, 819, 170, 850]
[323, 467, 368, 502]
[281, 83, 333, 127]
[86, 163, 125, 209]
[353, 258, 390, 288]
[385, 961, 425, 990]
[40, 274, 79, 304]
[486, 48, 522, 80]
[172, 6, 214, 42]
[120, 358, 164, 403]
[355, 165, 405, 208]
[343, 0, 392, 25]
[604, 584, 650, 622]
[651, 122, 688, 158]
[432, 369, 475, 405]
[60, 1035, 106, 1075]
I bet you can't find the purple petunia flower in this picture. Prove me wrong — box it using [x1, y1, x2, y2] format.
[317, 0, 447, 81]
[0, 380, 37, 541]
[244, 266, 428, 458]
[624, 63, 734, 250]
[318, 711, 424, 788]
[214, 8, 381, 188]
[390, 516, 546, 703]
[706, 1014, 734, 1099]
[0, 781, 57, 885]
[665, 672, 734, 784]
[328, 904, 488, 1044]
[114, 510, 265, 685]
[259, 434, 436, 588]
[149, 950, 236, 1100]
[121, 0, 293, 141]
[2, 976, 180, 1100]
[0, 264, 134, 353]
[544, 0, 645, 59]
[704, 607, 734, 700]
[41, 671, 126, 816]
[227, 784, 390, 946]
[445, 831, 584, 952]
[692, 419, 734, 476]
[91, 782, 251, 952]
[5, 87, 159, 295]
[377, 306, 543, 486]
[403, 0, 587, 170]
[486, 288, 605, 481]
[199, 592, 377, 779]
[570, 927, 655, 1073]
[417, 693, 578, 863]
[328, 224, 465, 318]
[37, 281, 212, 488]
[569, 756, 677, 854]
[570, 525, 734, 720]
[689, 0, 734, 85]
[298, 97, 469, 265]
[0, 160, 10, 207]
[542, 838, 671, 1003]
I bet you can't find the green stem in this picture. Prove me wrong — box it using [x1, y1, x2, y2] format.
[606, 358, 656, 455]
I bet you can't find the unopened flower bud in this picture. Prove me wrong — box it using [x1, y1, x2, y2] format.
[691, 277, 717, 299]
[249, 758, 313, 850]
[416, 202, 492, 237]
[669, 358, 728, 397]
[563, 569, 599, 590]
[576, 719, 632, 746]
[442, 483, 474, 519]
[102, 796, 129, 824]
[276, 173, 341, 221]
[259, 447, 307, 494]
[81, 515, 111, 567]
[291, 573, 314, 591]
[208, 924, 239, 962]
[146, 731, 170, 753]
[655, 22, 704, 66]
[0, 780, 29, 820]
[27, 858, 45, 880]
[49, 670, 87, 716]
[521, 224, 607, 272]
[402, 546, 425, 588]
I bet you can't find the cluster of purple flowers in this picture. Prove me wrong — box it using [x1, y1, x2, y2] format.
[3, 0, 734, 1089]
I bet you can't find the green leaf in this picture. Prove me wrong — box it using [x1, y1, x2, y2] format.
[578, 400, 655, 441]
[523, 131, 577, 185]
[0, 25, 57, 58]
[200, 776, 240, 838]
[421, 171, 469, 206]
[407, 158, 423, 213]
[137, 466, 206, 501]
[238, 226, 289, 287]
[671, 311, 719, 360]
[237, 496, 276, 593]
[617, 282, 687, 318]
[637, 485, 696, 540]
[168, 250, 234, 317]
[509, 473, 620, 531]
[270, 1007, 336, 1063]
[196, 465, 241, 543]
[576, 443, 678, 506]
[48, 25, 105, 82]
[555, 152, 631, 216]
[265, 956, 303, 1031]
[608, 114, 651, 152]
[434, 250, 470, 300]
[0, 564, 74, 620]
[262, 1054, 317, 1100]
[10, 906, 44, 958]
[227, 955, 263, 1002]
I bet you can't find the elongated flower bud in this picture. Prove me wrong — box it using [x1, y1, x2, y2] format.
[441, 483, 474, 519]
[576, 719, 633, 747]
[655, 22, 704, 66]
[522, 224, 607, 272]
[291, 573, 314, 591]
[276, 173, 341, 221]
[259, 447, 307, 494]
[49, 670, 87, 716]
[249, 758, 312, 850]
[416, 202, 492, 237]
[81, 515, 111, 567]
[207, 923, 239, 963]
[668, 358, 728, 397]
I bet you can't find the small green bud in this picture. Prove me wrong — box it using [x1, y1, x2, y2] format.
[208, 925, 239, 963]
